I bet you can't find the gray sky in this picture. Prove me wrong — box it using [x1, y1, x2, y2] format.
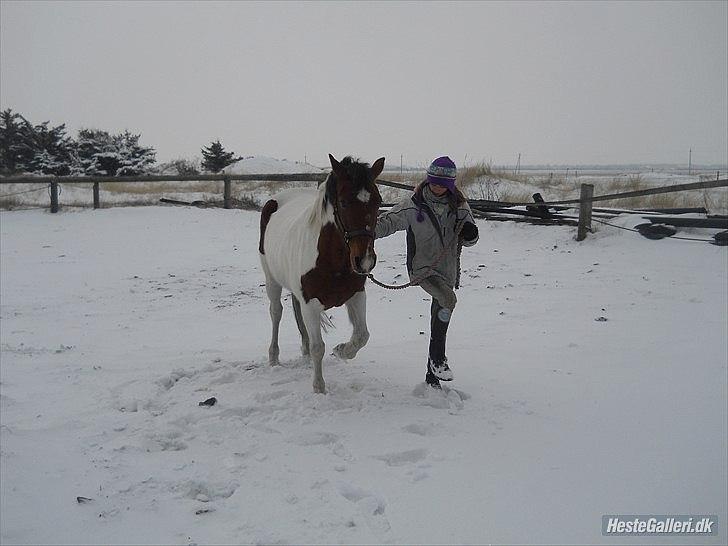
[1, 0, 726, 167]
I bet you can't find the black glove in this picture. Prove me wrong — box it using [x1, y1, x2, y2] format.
[460, 221, 478, 242]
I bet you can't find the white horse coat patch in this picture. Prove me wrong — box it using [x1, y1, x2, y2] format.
[356, 188, 371, 203]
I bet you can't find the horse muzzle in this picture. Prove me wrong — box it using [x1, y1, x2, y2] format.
[352, 251, 376, 275]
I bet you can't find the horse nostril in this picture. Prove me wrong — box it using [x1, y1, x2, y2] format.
[354, 256, 362, 270]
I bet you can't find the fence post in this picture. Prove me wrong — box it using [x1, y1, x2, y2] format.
[50, 178, 59, 213]
[93, 182, 100, 209]
[223, 175, 231, 209]
[576, 183, 594, 241]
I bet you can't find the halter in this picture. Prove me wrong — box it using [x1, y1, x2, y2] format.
[333, 204, 375, 243]
[328, 179, 377, 244]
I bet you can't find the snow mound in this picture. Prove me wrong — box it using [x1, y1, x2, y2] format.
[223, 156, 324, 175]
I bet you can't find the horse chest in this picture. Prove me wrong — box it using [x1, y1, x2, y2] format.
[300, 224, 366, 309]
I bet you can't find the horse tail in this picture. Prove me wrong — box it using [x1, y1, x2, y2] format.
[320, 311, 335, 333]
[259, 199, 278, 254]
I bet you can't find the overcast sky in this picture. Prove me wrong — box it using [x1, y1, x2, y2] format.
[1, 0, 726, 167]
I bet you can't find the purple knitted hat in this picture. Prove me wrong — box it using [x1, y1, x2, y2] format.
[426, 156, 457, 192]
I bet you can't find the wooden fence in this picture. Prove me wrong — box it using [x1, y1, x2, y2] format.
[1, 173, 726, 240]
[0, 172, 328, 211]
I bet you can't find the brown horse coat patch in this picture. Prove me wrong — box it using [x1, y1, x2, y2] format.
[259, 199, 278, 254]
[301, 223, 366, 309]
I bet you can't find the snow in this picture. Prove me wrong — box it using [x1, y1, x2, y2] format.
[1, 206, 726, 545]
[223, 156, 324, 175]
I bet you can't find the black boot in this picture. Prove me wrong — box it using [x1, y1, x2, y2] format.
[425, 369, 442, 389]
[427, 299, 453, 381]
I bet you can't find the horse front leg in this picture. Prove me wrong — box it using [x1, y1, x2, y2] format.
[301, 300, 326, 394]
[333, 289, 369, 360]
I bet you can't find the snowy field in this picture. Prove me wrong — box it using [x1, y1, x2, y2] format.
[1, 206, 726, 545]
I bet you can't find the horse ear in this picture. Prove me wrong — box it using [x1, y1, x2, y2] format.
[370, 157, 385, 180]
[329, 154, 341, 173]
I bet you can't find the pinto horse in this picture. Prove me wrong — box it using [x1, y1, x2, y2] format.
[259, 155, 385, 393]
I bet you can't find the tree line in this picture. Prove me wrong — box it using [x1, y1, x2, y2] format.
[0, 109, 241, 177]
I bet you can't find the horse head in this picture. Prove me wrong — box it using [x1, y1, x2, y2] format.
[327, 154, 385, 275]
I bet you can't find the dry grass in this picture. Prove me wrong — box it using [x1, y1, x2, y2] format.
[456, 162, 533, 201]
[69, 181, 224, 195]
[598, 190, 726, 211]
[459, 162, 530, 186]
[379, 172, 422, 185]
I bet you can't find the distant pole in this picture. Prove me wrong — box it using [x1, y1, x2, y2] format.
[400, 154, 403, 176]
[688, 148, 692, 175]
[93, 182, 100, 209]
[515, 152, 521, 175]
[304, 154, 307, 165]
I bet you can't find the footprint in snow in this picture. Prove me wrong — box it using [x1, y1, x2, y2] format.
[209, 370, 238, 385]
[290, 431, 339, 446]
[337, 482, 386, 515]
[156, 368, 198, 391]
[254, 390, 290, 404]
[146, 430, 188, 452]
[374, 448, 429, 467]
[183, 480, 238, 501]
[287, 431, 354, 461]
[337, 482, 391, 535]
[412, 383, 468, 410]
[402, 423, 436, 436]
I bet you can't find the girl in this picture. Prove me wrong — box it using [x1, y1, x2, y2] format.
[375, 156, 479, 388]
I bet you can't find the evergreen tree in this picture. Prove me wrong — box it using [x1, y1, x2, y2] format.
[201, 140, 239, 173]
[26, 120, 73, 175]
[1, 111, 157, 177]
[0, 109, 35, 174]
[0, 109, 74, 175]
[32, 149, 67, 175]
[73, 129, 114, 176]
[114, 131, 156, 176]
[72, 129, 156, 176]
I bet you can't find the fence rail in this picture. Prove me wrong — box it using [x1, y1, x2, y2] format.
[0, 172, 329, 211]
[1, 173, 727, 241]
[0, 173, 328, 184]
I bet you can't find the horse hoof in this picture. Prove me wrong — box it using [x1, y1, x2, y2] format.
[333, 343, 356, 360]
[313, 381, 326, 394]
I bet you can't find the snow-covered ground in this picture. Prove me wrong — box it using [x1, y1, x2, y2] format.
[223, 156, 324, 175]
[1, 206, 726, 545]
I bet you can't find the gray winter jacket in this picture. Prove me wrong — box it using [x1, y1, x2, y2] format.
[375, 184, 478, 287]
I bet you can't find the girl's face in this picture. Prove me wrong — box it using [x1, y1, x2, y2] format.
[430, 183, 449, 196]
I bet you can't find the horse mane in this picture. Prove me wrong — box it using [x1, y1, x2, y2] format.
[308, 174, 334, 227]
[308, 156, 372, 228]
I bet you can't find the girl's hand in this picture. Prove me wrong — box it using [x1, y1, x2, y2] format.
[460, 221, 478, 242]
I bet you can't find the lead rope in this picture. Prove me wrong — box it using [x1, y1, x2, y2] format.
[367, 220, 466, 290]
